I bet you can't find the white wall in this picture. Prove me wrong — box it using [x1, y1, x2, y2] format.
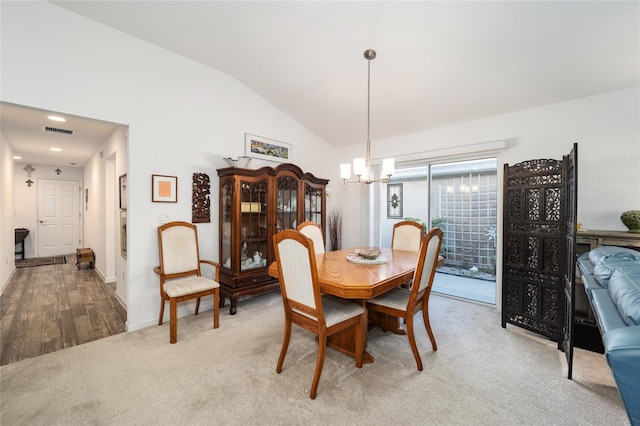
[0, 134, 15, 291]
[82, 125, 128, 307]
[338, 87, 640, 250]
[12, 162, 84, 259]
[1, 1, 339, 330]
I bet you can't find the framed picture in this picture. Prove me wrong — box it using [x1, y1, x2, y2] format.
[152, 174, 178, 203]
[387, 183, 403, 218]
[119, 174, 127, 210]
[120, 210, 127, 259]
[244, 133, 291, 163]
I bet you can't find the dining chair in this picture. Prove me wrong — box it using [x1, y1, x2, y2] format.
[367, 227, 443, 371]
[392, 220, 424, 289]
[391, 220, 424, 252]
[154, 221, 220, 343]
[273, 229, 365, 399]
[296, 221, 325, 254]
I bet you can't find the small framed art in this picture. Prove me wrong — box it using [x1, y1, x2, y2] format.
[245, 133, 291, 163]
[120, 210, 127, 259]
[119, 174, 127, 210]
[152, 174, 178, 203]
[387, 183, 403, 218]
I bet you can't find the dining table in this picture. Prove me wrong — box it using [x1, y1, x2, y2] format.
[268, 247, 443, 363]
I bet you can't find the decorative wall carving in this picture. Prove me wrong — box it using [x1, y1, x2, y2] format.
[192, 173, 211, 223]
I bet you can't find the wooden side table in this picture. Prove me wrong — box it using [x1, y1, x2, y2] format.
[76, 248, 95, 269]
[15, 228, 29, 260]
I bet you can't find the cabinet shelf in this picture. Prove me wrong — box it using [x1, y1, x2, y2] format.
[240, 237, 267, 244]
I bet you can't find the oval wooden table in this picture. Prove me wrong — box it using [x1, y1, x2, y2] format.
[268, 248, 443, 362]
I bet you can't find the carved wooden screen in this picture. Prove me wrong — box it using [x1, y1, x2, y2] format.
[502, 157, 567, 345]
[562, 144, 578, 379]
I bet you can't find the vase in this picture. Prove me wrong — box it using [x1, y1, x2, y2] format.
[620, 210, 640, 233]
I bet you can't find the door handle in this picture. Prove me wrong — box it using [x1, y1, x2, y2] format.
[39, 220, 47, 224]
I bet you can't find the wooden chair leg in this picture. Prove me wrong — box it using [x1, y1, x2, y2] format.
[422, 304, 437, 351]
[195, 297, 201, 315]
[213, 290, 220, 329]
[355, 315, 364, 368]
[277, 318, 292, 374]
[405, 315, 423, 371]
[310, 333, 327, 399]
[170, 299, 178, 344]
[159, 299, 165, 325]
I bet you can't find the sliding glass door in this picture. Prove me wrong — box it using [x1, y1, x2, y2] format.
[380, 157, 497, 304]
[429, 158, 497, 304]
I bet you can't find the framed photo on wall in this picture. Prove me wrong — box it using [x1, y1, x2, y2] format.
[244, 133, 291, 163]
[119, 174, 127, 210]
[120, 210, 127, 259]
[152, 174, 178, 203]
[387, 183, 403, 218]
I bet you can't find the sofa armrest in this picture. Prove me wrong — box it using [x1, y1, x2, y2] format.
[603, 326, 640, 426]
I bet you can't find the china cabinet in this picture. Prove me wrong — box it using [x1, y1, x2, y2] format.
[218, 163, 328, 314]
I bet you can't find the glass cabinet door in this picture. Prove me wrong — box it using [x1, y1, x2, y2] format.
[240, 179, 268, 271]
[275, 175, 299, 232]
[221, 182, 232, 270]
[304, 183, 323, 225]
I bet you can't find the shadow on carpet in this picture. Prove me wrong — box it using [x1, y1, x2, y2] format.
[15, 256, 67, 268]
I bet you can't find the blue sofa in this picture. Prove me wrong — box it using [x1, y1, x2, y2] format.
[577, 246, 640, 426]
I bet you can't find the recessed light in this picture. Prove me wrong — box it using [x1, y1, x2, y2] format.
[48, 115, 66, 122]
[50, 147, 62, 152]
[13, 155, 22, 160]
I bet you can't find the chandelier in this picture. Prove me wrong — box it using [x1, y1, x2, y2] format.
[340, 49, 394, 185]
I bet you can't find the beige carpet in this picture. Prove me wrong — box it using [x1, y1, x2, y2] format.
[0, 292, 627, 425]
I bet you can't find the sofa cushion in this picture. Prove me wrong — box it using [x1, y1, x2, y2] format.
[588, 246, 640, 265]
[590, 288, 629, 334]
[581, 271, 604, 295]
[577, 253, 595, 276]
[594, 258, 640, 287]
[608, 268, 640, 326]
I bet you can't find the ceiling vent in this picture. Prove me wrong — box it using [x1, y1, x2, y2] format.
[42, 126, 74, 135]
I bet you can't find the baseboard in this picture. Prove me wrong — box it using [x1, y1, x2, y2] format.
[1, 268, 17, 296]
[114, 291, 127, 310]
[93, 267, 106, 282]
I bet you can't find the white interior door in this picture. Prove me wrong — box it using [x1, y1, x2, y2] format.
[38, 178, 81, 257]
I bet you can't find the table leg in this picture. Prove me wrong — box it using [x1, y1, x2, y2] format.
[369, 311, 407, 335]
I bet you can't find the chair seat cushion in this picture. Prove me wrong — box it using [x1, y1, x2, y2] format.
[367, 287, 410, 311]
[321, 295, 364, 328]
[164, 276, 219, 298]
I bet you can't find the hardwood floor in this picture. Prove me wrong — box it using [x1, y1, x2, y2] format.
[0, 256, 126, 366]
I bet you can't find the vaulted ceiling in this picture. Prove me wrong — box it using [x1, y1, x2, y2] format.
[4, 1, 638, 165]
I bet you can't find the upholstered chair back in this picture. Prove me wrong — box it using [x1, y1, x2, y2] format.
[392, 221, 423, 252]
[275, 231, 318, 315]
[159, 224, 199, 275]
[297, 221, 325, 254]
[414, 230, 443, 293]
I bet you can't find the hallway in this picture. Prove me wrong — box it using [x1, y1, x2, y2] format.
[0, 255, 126, 366]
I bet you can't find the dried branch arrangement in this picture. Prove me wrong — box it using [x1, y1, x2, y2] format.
[328, 208, 341, 251]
